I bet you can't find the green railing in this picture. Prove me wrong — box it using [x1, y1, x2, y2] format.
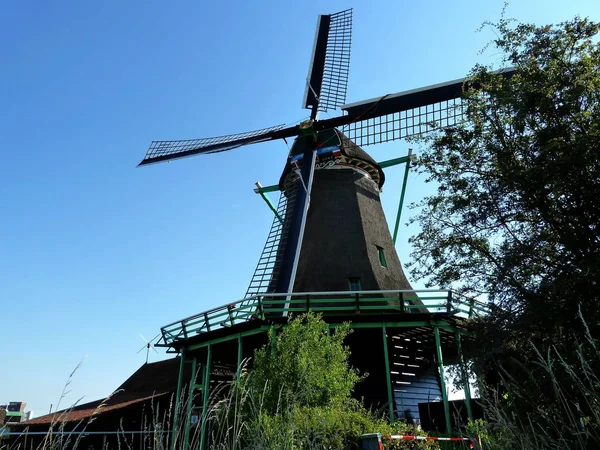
[159, 290, 491, 346]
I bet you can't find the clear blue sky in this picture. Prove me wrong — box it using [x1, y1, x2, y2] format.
[2, 0, 597, 417]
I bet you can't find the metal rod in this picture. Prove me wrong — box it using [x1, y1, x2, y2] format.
[284, 148, 317, 314]
[382, 324, 395, 423]
[456, 330, 473, 420]
[434, 326, 452, 433]
[184, 357, 197, 450]
[170, 348, 186, 450]
[200, 343, 212, 450]
[393, 149, 413, 244]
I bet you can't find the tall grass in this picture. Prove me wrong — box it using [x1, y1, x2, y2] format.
[3, 366, 437, 450]
[3, 359, 176, 450]
[473, 314, 600, 449]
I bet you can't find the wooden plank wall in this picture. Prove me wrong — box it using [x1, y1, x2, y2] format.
[389, 331, 442, 423]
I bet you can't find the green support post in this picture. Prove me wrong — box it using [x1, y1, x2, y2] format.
[455, 330, 473, 420]
[237, 334, 243, 380]
[392, 150, 413, 244]
[377, 154, 412, 169]
[382, 324, 395, 423]
[200, 344, 212, 450]
[188, 325, 272, 351]
[198, 363, 207, 449]
[255, 182, 284, 224]
[270, 327, 277, 354]
[183, 357, 197, 450]
[254, 183, 279, 193]
[171, 348, 186, 450]
[434, 326, 452, 434]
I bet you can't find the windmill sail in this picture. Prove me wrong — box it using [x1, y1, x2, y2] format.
[344, 97, 466, 146]
[138, 123, 297, 166]
[303, 9, 353, 114]
[338, 68, 516, 146]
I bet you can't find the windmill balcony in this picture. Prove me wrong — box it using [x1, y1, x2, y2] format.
[157, 289, 490, 348]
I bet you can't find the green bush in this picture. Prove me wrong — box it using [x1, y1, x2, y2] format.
[224, 401, 438, 450]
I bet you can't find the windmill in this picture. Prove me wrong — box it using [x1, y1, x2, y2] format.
[142, 8, 505, 433]
[139, 8, 498, 302]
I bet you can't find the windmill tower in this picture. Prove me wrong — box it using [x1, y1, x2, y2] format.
[143, 9, 499, 448]
[273, 128, 413, 295]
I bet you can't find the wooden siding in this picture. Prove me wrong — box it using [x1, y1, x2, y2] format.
[389, 331, 442, 423]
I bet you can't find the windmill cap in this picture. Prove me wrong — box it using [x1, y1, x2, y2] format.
[279, 128, 385, 190]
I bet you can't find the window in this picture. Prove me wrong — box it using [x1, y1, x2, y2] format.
[377, 246, 387, 268]
[348, 277, 361, 292]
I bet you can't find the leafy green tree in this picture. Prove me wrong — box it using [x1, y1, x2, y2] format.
[247, 313, 360, 413]
[408, 13, 600, 444]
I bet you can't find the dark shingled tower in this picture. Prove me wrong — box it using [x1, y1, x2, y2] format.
[272, 128, 413, 295]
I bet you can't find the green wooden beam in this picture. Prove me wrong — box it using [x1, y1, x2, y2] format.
[377, 155, 412, 168]
[392, 150, 413, 244]
[255, 182, 284, 224]
[170, 348, 186, 450]
[434, 326, 452, 434]
[200, 344, 212, 450]
[332, 320, 458, 330]
[270, 327, 277, 356]
[236, 334, 243, 380]
[254, 183, 279, 193]
[456, 330, 473, 420]
[184, 356, 197, 450]
[188, 326, 271, 350]
[382, 324, 395, 423]
[186, 321, 459, 351]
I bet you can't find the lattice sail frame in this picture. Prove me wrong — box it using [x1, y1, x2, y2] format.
[345, 98, 466, 147]
[318, 8, 352, 112]
[139, 124, 287, 166]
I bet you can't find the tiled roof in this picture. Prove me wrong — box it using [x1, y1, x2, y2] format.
[117, 358, 183, 393]
[19, 358, 183, 426]
[18, 357, 234, 427]
[19, 392, 170, 426]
